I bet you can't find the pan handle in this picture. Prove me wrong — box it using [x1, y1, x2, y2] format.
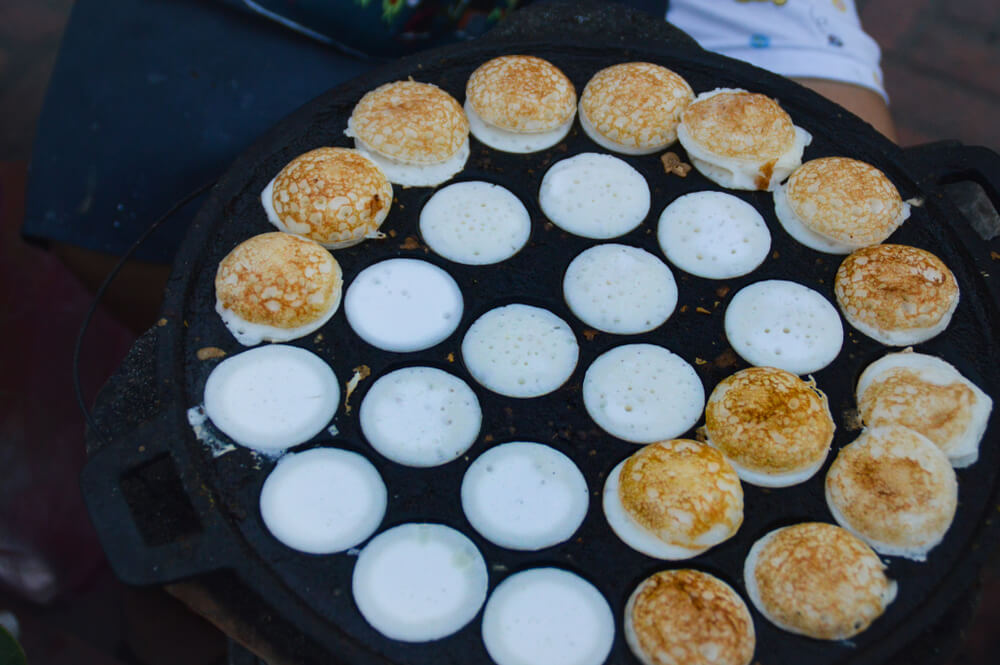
[80, 409, 232, 586]
[901, 141, 1000, 232]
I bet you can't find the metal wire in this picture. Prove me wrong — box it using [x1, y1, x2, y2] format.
[72, 180, 216, 447]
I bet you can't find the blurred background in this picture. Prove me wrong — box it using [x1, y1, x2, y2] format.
[0, 0, 997, 663]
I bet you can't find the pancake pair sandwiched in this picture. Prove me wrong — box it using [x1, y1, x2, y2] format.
[346, 79, 469, 186]
[745, 522, 897, 640]
[603, 439, 743, 559]
[704, 366, 835, 487]
[215, 232, 343, 346]
[856, 349, 993, 468]
[775, 156, 912, 253]
[835, 244, 959, 346]
[677, 88, 812, 191]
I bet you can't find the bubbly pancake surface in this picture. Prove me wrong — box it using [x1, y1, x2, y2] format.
[825, 425, 958, 560]
[724, 280, 843, 375]
[348, 80, 468, 164]
[466, 55, 576, 133]
[359, 366, 481, 467]
[215, 232, 342, 345]
[263, 147, 392, 248]
[352, 523, 488, 642]
[744, 522, 897, 640]
[579, 62, 693, 154]
[583, 344, 704, 443]
[419, 181, 531, 265]
[203, 345, 339, 453]
[785, 157, 908, 247]
[705, 366, 834, 486]
[615, 440, 743, 553]
[259, 448, 386, 554]
[538, 152, 651, 239]
[481, 568, 615, 665]
[856, 351, 993, 467]
[562, 244, 677, 334]
[625, 569, 755, 665]
[657, 191, 771, 279]
[835, 244, 959, 346]
[461, 442, 589, 551]
[461, 304, 579, 398]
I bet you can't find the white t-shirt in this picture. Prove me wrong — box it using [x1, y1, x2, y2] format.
[667, 0, 887, 100]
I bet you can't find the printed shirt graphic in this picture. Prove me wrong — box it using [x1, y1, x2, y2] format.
[667, 0, 887, 100]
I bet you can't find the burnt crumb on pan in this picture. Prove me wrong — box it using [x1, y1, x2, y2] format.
[582, 329, 599, 341]
[695, 357, 708, 365]
[660, 151, 692, 177]
[446, 352, 455, 363]
[388, 229, 398, 238]
[196, 347, 227, 361]
[680, 305, 689, 313]
[991, 251, 1000, 261]
[713, 349, 740, 368]
[696, 306, 712, 315]
[157, 318, 168, 327]
[343, 364, 372, 414]
[772, 250, 780, 260]
[484, 434, 494, 443]
[843, 408, 864, 431]
[400, 236, 422, 250]
[716, 285, 731, 298]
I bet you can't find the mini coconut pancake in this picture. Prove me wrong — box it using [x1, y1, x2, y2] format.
[579, 62, 694, 155]
[538, 153, 651, 239]
[657, 191, 771, 279]
[835, 244, 959, 346]
[744, 522, 897, 640]
[705, 367, 834, 487]
[677, 88, 812, 191]
[562, 244, 677, 334]
[418, 181, 531, 265]
[464, 55, 576, 153]
[603, 439, 743, 559]
[260, 147, 392, 249]
[481, 568, 614, 665]
[724, 280, 843, 375]
[825, 425, 958, 561]
[583, 344, 704, 444]
[352, 523, 488, 642]
[856, 350, 993, 467]
[259, 448, 386, 554]
[344, 258, 463, 352]
[461, 442, 589, 551]
[774, 157, 910, 253]
[624, 569, 755, 665]
[203, 345, 339, 453]
[345, 80, 469, 187]
[461, 304, 578, 398]
[359, 366, 481, 468]
[215, 232, 342, 346]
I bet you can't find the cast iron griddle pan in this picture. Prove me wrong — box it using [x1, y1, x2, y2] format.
[82, 5, 1000, 665]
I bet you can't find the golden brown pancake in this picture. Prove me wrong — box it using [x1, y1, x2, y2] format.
[619, 439, 743, 550]
[785, 157, 908, 248]
[705, 367, 834, 486]
[835, 244, 959, 345]
[678, 89, 809, 191]
[625, 569, 755, 665]
[825, 425, 957, 560]
[215, 232, 342, 343]
[580, 62, 693, 154]
[744, 522, 897, 640]
[856, 351, 992, 467]
[348, 80, 468, 164]
[465, 55, 575, 133]
[267, 147, 393, 248]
